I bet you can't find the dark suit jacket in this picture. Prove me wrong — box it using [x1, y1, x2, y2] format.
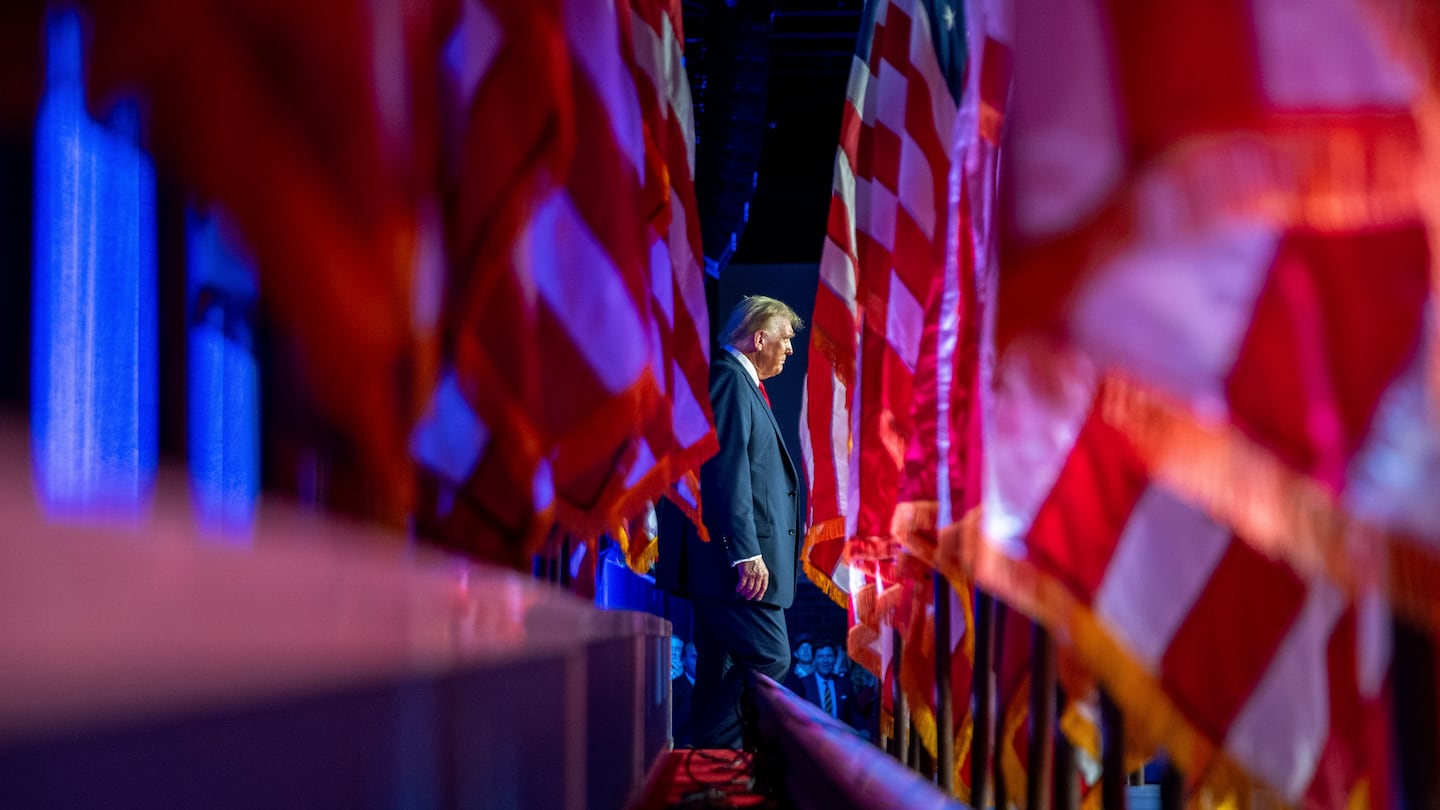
[671, 675, 694, 747]
[656, 350, 803, 608]
[784, 671, 860, 729]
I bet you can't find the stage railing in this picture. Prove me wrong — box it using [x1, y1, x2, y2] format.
[747, 673, 963, 810]
[0, 465, 671, 810]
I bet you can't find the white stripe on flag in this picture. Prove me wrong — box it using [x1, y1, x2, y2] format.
[981, 343, 1097, 554]
[1093, 486, 1232, 672]
[833, 145, 859, 220]
[443, 0, 500, 109]
[528, 192, 650, 393]
[845, 337, 865, 541]
[898, 132, 938, 239]
[1345, 345, 1440, 544]
[831, 372, 851, 516]
[1008, 0, 1125, 240]
[410, 369, 490, 485]
[670, 195, 708, 347]
[907, 0, 957, 161]
[1356, 587, 1391, 698]
[650, 235, 674, 326]
[565, 0, 645, 176]
[658, 12, 696, 174]
[859, 177, 899, 253]
[672, 359, 711, 448]
[1068, 226, 1277, 415]
[885, 270, 924, 370]
[874, 59, 909, 137]
[1251, 0, 1418, 109]
[630, 8, 667, 119]
[844, 53, 872, 115]
[799, 380, 816, 488]
[1222, 582, 1345, 803]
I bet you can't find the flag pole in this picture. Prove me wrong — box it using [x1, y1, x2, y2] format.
[972, 589, 996, 807]
[1394, 616, 1438, 810]
[992, 600, 1010, 810]
[1053, 686, 1079, 810]
[1159, 760, 1183, 810]
[935, 574, 955, 793]
[1026, 623, 1056, 810]
[1101, 688, 1128, 810]
[894, 625, 911, 765]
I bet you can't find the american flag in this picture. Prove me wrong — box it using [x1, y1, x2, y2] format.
[802, 0, 1012, 792]
[800, 0, 966, 612]
[612, 0, 717, 571]
[972, 343, 1392, 804]
[995, 0, 1440, 621]
[413, 0, 673, 566]
[959, 1, 1430, 797]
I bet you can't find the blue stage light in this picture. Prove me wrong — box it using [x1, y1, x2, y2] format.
[31, 8, 158, 522]
[186, 209, 260, 541]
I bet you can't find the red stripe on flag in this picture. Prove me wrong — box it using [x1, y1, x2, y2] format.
[1159, 540, 1307, 742]
[1225, 226, 1430, 487]
[869, 125, 903, 192]
[1026, 397, 1149, 600]
[1107, 0, 1266, 160]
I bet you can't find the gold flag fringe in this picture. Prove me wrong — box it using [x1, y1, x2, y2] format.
[800, 517, 850, 608]
[891, 499, 942, 562]
[809, 326, 856, 389]
[847, 619, 883, 678]
[612, 521, 658, 576]
[629, 537, 659, 575]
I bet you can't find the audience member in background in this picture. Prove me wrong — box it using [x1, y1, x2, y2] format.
[788, 634, 815, 681]
[669, 636, 685, 681]
[848, 663, 879, 742]
[672, 638, 696, 747]
[784, 642, 860, 731]
[834, 647, 851, 679]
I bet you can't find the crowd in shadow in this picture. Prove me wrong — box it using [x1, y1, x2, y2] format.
[671, 632, 879, 747]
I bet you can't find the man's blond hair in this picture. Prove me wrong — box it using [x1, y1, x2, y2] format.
[721, 295, 804, 347]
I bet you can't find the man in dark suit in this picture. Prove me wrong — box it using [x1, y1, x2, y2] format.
[672, 641, 696, 747]
[784, 642, 860, 731]
[656, 295, 804, 749]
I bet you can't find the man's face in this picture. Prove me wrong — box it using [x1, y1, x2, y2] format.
[814, 646, 837, 676]
[670, 637, 684, 679]
[753, 317, 795, 380]
[684, 643, 697, 679]
[795, 641, 813, 664]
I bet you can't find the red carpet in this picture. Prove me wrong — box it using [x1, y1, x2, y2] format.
[632, 749, 776, 810]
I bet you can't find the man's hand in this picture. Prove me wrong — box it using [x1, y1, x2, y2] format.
[735, 557, 770, 601]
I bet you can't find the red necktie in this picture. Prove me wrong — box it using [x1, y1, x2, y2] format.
[759, 381, 772, 408]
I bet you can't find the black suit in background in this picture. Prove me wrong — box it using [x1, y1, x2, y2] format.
[671, 675, 694, 747]
[783, 671, 861, 731]
[656, 350, 803, 748]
